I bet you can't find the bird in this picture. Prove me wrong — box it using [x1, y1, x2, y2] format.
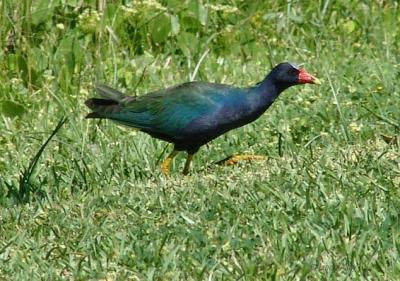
[85, 62, 321, 175]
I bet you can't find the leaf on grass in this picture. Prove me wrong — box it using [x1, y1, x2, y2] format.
[8, 54, 28, 76]
[151, 14, 171, 44]
[177, 32, 198, 56]
[381, 134, 398, 144]
[198, 3, 207, 25]
[342, 20, 356, 33]
[170, 15, 180, 35]
[0, 101, 26, 118]
[31, 0, 57, 25]
[7, 54, 39, 87]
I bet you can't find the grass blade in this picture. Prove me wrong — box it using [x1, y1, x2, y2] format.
[16, 117, 68, 204]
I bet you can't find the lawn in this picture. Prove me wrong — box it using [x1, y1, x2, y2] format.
[0, 0, 399, 280]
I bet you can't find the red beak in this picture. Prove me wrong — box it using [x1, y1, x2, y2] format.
[298, 68, 321, 85]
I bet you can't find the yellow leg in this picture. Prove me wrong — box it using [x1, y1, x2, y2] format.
[222, 154, 267, 166]
[160, 149, 178, 176]
[182, 153, 194, 175]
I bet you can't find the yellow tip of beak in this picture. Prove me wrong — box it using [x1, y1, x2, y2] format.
[313, 78, 322, 85]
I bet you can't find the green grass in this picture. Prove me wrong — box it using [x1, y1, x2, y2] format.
[1, 0, 400, 279]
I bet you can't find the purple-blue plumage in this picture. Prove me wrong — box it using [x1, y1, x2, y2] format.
[85, 62, 320, 174]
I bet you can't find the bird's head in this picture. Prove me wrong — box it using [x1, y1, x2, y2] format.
[271, 62, 321, 87]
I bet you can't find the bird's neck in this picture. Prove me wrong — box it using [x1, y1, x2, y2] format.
[251, 75, 290, 106]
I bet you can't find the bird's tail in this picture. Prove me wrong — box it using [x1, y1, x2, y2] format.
[85, 84, 126, 119]
[85, 98, 119, 118]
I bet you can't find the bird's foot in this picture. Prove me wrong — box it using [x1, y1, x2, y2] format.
[218, 154, 267, 166]
[160, 160, 172, 176]
[160, 150, 178, 176]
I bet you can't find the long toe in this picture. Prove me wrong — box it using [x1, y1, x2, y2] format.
[218, 154, 267, 166]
